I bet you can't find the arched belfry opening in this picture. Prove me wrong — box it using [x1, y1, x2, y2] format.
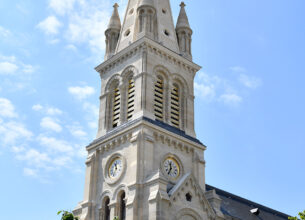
[117, 191, 126, 220]
[154, 75, 165, 121]
[99, 197, 110, 220]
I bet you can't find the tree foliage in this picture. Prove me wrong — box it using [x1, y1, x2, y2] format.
[57, 210, 79, 220]
[289, 210, 305, 220]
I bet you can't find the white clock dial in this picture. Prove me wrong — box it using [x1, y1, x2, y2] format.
[163, 158, 180, 179]
[109, 158, 123, 178]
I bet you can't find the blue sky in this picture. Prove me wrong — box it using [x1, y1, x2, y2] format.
[0, 0, 304, 219]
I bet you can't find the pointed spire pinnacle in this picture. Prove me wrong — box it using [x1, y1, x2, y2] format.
[107, 3, 121, 31]
[176, 2, 191, 30]
[116, 0, 180, 53]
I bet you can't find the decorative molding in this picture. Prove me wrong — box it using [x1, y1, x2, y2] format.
[105, 73, 121, 93]
[171, 73, 190, 95]
[160, 153, 184, 183]
[104, 153, 127, 186]
[97, 190, 112, 209]
[112, 184, 129, 201]
[85, 152, 96, 165]
[95, 38, 201, 76]
[121, 65, 139, 80]
[153, 131, 194, 155]
[97, 132, 133, 155]
[169, 174, 216, 220]
[174, 208, 202, 220]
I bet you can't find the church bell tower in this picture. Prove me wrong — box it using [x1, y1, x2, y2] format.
[74, 1, 224, 219]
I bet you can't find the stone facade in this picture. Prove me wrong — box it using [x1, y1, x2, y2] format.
[73, 1, 289, 220]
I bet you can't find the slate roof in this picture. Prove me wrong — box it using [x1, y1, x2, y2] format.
[206, 184, 290, 220]
[142, 117, 204, 145]
[88, 117, 204, 148]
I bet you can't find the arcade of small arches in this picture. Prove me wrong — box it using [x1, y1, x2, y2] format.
[98, 190, 203, 220]
[104, 65, 189, 132]
[99, 190, 126, 220]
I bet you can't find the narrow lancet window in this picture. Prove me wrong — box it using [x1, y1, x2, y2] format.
[127, 79, 135, 120]
[99, 197, 110, 220]
[154, 77, 164, 121]
[112, 88, 120, 128]
[171, 85, 180, 128]
[119, 192, 126, 220]
[105, 197, 110, 220]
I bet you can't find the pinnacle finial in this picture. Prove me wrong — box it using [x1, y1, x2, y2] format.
[107, 2, 121, 30]
[180, 2, 186, 7]
[176, 1, 191, 30]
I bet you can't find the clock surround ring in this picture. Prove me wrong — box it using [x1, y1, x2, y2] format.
[104, 153, 126, 185]
[161, 153, 183, 182]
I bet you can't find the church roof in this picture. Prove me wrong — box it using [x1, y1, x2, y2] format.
[206, 184, 290, 220]
[143, 117, 204, 146]
[88, 116, 204, 149]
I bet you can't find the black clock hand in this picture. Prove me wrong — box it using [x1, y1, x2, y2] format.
[168, 163, 172, 174]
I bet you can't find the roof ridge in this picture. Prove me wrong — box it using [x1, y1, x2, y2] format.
[206, 184, 290, 218]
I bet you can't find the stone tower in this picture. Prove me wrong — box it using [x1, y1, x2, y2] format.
[73, 1, 224, 220]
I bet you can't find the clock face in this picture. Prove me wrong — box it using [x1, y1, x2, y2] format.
[163, 158, 180, 179]
[109, 158, 123, 179]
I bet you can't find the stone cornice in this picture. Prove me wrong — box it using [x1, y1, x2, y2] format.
[86, 117, 206, 154]
[95, 37, 201, 77]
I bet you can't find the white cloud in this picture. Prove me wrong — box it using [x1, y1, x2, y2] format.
[16, 4, 30, 15]
[40, 117, 62, 132]
[194, 72, 220, 101]
[52, 156, 72, 167]
[23, 168, 38, 177]
[32, 104, 43, 111]
[239, 74, 262, 89]
[0, 54, 16, 63]
[230, 66, 247, 73]
[16, 149, 51, 167]
[32, 105, 63, 115]
[0, 98, 17, 118]
[49, 0, 76, 15]
[37, 16, 62, 35]
[0, 62, 18, 75]
[0, 26, 11, 38]
[22, 64, 35, 73]
[68, 86, 95, 100]
[219, 93, 243, 105]
[66, 9, 109, 55]
[83, 102, 99, 118]
[194, 82, 215, 100]
[46, 107, 63, 115]
[41, 0, 130, 58]
[68, 124, 87, 138]
[0, 121, 33, 145]
[12, 146, 26, 153]
[88, 121, 97, 129]
[48, 38, 60, 44]
[37, 135, 74, 153]
[65, 44, 77, 51]
[0, 55, 36, 75]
